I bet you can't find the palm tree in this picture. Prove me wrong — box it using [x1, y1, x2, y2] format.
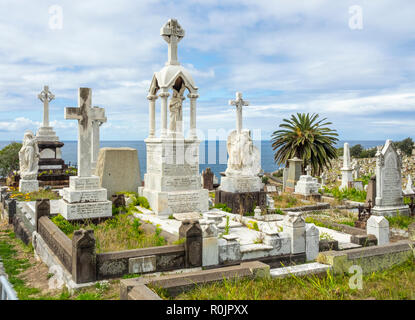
[271, 113, 339, 175]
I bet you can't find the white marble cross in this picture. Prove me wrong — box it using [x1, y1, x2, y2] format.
[91, 106, 107, 170]
[38, 85, 55, 127]
[65, 88, 106, 177]
[229, 92, 249, 134]
[160, 18, 185, 65]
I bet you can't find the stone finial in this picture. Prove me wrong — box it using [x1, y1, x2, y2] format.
[35, 199, 50, 232]
[179, 219, 202, 267]
[72, 229, 96, 284]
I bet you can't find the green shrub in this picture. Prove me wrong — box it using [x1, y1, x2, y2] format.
[51, 214, 77, 235]
[324, 186, 366, 203]
[0, 142, 22, 178]
[213, 203, 232, 213]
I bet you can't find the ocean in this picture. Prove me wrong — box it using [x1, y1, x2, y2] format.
[0, 140, 385, 181]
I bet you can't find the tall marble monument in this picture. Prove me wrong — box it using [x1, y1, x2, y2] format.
[59, 88, 112, 220]
[35, 85, 65, 171]
[139, 19, 208, 216]
[19, 130, 40, 193]
[340, 142, 353, 190]
[372, 140, 410, 216]
[220, 92, 263, 193]
[215, 92, 266, 214]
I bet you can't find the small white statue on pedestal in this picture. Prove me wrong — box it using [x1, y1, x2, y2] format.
[19, 130, 40, 193]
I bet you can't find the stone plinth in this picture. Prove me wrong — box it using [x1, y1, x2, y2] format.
[59, 176, 112, 220]
[19, 179, 39, 193]
[141, 138, 208, 216]
[95, 147, 141, 200]
[215, 189, 266, 215]
[220, 175, 263, 193]
[367, 215, 389, 245]
[294, 175, 320, 196]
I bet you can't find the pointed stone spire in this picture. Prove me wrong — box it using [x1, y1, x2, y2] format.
[342, 143, 351, 170]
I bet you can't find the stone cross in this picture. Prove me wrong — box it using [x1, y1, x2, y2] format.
[65, 88, 106, 177]
[160, 18, 185, 65]
[306, 165, 312, 176]
[38, 85, 55, 127]
[91, 106, 107, 170]
[229, 92, 249, 134]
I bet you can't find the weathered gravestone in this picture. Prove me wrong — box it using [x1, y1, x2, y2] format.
[35, 199, 50, 231]
[179, 219, 202, 268]
[340, 142, 353, 190]
[72, 229, 96, 284]
[372, 140, 410, 216]
[59, 88, 112, 220]
[202, 167, 214, 190]
[95, 147, 141, 200]
[285, 157, 303, 193]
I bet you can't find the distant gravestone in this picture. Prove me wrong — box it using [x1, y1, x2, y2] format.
[366, 175, 376, 206]
[285, 157, 303, 193]
[372, 140, 410, 216]
[353, 181, 364, 191]
[202, 167, 214, 190]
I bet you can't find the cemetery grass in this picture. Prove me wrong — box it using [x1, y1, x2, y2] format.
[272, 193, 317, 209]
[0, 220, 120, 300]
[52, 209, 167, 253]
[169, 258, 415, 300]
[304, 209, 357, 230]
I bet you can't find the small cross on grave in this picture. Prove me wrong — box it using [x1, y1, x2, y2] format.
[65, 88, 106, 177]
[160, 18, 185, 65]
[229, 92, 249, 134]
[38, 85, 55, 127]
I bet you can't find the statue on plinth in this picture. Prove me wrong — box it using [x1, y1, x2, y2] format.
[19, 130, 40, 180]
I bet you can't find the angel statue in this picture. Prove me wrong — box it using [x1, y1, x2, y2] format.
[19, 130, 40, 180]
[168, 85, 185, 133]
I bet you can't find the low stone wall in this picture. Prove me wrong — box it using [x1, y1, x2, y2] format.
[37, 216, 72, 272]
[96, 245, 186, 279]
[281, 202, 330, 213]
[120, 261, 270, 300]
[318, 240, 415, 274]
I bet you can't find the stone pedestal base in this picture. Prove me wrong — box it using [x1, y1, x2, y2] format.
[59, 176, 112, 220]
[371, 205, 410, 217]
[340, 168, 353, 190]
[19, 179, 39, 193]
[141, 188, 209, 216]
[215, 190, 266, 215]
[294, 175, 320, 196]
[220, 175, 263, 193]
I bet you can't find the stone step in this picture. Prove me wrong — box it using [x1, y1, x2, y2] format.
[240, 243, 273, 253]
[338, 242, 362, 250]
[270, 263, 331, 279]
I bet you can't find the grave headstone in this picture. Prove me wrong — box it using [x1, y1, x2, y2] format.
[372, 140, 410, 216]
[282, 212, 306, 254]
[59, 88, 112, 220]
[179, 219, 202, 268]
[366, 175, 376, 206]
[71, 229, 96, 284]
[95, 147, 141, 200]
[403, 174, 414, 195]
[285, 157, 303, 193]
[35, 199, 50, 232]
[367, 215, 389, 245]
[202, 167, 214, 190]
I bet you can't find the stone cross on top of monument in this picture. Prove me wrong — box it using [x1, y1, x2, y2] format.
[65, 88, 106, 177]
[160, 18, 185, 66]
[229, 92, 249, 134]
[38, 85, 55, 128]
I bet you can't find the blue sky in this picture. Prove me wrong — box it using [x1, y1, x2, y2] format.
[0, 0, 415, 142]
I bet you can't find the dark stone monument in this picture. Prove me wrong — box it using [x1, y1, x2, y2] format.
[179, 219, 202, 268]
[35, 199, 50, 232]
[202, 167, 214, 190]
[215, 190, 266, 215]
[72, 229, 96, 284]
[366, 175, 376, 206]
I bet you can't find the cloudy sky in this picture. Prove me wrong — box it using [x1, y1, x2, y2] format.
[0, 0, 414, 142]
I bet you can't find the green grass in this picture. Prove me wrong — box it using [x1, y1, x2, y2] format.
[386, 212, 415, 230]
[172, 258, 415, 300]
[324, 186, 366, 203]
[213, 203, 232, 213]
[9, 189, 61, 202]
[304, 217, 342, 231]
[51, 211, 167, 253]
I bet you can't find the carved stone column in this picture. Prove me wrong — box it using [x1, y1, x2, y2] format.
[159, 91, 170, 138]
[147, 94, 158, 138]
[188, 93, 199, 139]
